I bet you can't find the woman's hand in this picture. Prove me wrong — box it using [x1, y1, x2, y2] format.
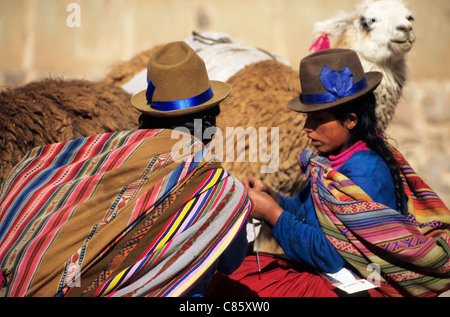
[247, 188, 284, 226]
[242, 176, 279, 203]
[242, 176, 283, 226]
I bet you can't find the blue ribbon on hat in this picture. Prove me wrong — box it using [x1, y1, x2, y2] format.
[145, 78, 214, 112]
[301, 66, 368, 104]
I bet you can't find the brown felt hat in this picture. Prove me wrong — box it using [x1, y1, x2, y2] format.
[287, 49, 382, 113]
[131, 41, 231, 117]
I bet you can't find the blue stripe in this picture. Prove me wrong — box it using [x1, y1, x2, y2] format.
[0, 137, 87, 240]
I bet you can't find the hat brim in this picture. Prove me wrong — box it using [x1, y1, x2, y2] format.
[287, 71, 383, 113]
[131, 80, 231, 117]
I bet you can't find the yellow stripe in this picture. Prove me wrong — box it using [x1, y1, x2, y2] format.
[152, 169, 223, 253]
[102, 268, 127, 296]
[203, 169, 222, 193]
[153, 200, 194, 252]
[171, 207, 250, 296]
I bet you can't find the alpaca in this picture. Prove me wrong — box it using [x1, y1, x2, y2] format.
[105, 31, 304, 197]
[217, 60, 307, 197]
[312, 0, 415, 130]
[103, 19, 416, 250]
[105, 31, 291, 96]
[0, 78, 139, 184]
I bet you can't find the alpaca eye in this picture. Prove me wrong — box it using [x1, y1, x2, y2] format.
[367, 18, 376, 27]
[360, 17, 376, 30]
[407, 15, 414, 22]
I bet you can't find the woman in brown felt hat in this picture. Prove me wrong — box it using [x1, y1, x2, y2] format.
[133, 40, 232, 145]
[129, 41, 251, 297]
[0, 41, 253, 298]
[206, 49, 450, 297]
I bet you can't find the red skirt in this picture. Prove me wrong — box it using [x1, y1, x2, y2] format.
[205, 254, 386, 297]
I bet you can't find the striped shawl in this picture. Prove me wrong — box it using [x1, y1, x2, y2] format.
[0, 129, 252, 297]
[300, 144, 450, 297]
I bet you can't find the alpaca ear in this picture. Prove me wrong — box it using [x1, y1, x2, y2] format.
[312, 11, 358, 38]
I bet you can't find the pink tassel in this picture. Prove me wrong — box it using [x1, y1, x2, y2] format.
[0, 270, 5, 288]
[309, 33, 331, 52]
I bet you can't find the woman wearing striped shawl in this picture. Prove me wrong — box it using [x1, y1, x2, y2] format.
[0, 41, 252, 297]
[208, 49, 450, 297]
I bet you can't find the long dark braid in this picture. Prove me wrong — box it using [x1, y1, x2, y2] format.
[330, 93, 406, 213]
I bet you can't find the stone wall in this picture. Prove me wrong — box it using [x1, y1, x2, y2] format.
[1, 0, 449, 84]
[387, 80, 450, 206]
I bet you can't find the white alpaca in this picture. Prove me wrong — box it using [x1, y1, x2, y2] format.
[313, 0, 415, 130]
[121, 31, 291, 96]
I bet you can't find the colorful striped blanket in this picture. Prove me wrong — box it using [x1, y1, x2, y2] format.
[300, 144, 450, 297]
[0, 129, 252, 297]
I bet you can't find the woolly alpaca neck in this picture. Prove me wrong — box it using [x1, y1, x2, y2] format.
[329, 140, 370, 170]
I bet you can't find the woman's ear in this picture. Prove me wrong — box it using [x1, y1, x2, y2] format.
[345, 113, 358, 130]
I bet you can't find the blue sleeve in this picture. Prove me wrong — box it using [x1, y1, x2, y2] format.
[268, 151, 397, 275]
[272, 190, 346, 273]
[278, 193, 304, 216]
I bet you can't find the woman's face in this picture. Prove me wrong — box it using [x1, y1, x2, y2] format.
[303, 110, 357, 156]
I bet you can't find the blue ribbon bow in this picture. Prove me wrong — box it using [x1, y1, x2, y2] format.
[302, 66, 368, 104]
[145, 79, 156, 104]
[145, 77, 213, 112]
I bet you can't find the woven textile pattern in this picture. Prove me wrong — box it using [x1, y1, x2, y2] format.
[0, 129, 252, 297]
[300, 143, 450, 297]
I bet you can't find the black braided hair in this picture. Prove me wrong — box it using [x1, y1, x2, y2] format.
[138, 105, 220, 145]
[329, 93, 406, 213]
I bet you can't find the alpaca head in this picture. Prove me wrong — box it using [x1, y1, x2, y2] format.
[355, 0, 415, 63]
[314, 0, 415, 64]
